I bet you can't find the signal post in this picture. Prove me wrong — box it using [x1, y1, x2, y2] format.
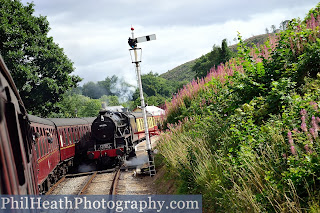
[128, 27, 156, 176]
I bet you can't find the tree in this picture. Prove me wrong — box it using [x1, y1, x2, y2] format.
[49, 93, 101, 118]
[194, 39, 233, 79]
[132, 72, 178, 107]
[82, 81, 105, 99]
[265, 28, 269, 34]
[100, 95, 120, 106]
[219, 39, 233, 64]
[0, 0, 81, 116]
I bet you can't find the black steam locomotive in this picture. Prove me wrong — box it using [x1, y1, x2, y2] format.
[85, 109, 159, 166]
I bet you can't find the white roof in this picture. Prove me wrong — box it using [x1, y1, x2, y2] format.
[145, 106, 165, 116]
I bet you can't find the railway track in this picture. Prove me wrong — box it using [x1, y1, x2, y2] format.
[47, 168, 121, 195]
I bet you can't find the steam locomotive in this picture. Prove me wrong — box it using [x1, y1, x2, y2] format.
[85, 109, 159, 167]
[0, 54, 160, 194]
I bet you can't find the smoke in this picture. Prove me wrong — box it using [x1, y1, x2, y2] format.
[110, 77, 135, 103]
[81, 76, 135, 104]
[124, 155, 149, 167]
[77, 162, 96, 173]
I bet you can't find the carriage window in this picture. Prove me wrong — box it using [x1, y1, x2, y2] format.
[78, 127, 81, 138]
[140, 120, 144, 130]
[42, 128, 47, 154]
[47, 130, 51, 152]
[71, 127, 75, 142]
[69, 128, 73, 144]
[73, 128, 77, 142]
[18, 114, 31, 163]
[42, 138, 46, 156]
[48, 129, 52, 151]
[64, 129, 69, 146]
[44, 138, 48, 154]
[35, 144, 40, 159]
[74, 128, 78, 141]
[69, 128, 73, 145]
[39, 138, 43, 157]
[79, 127, 82, 138]
[52, 129, 56, 149]
[40, 138, 43, 156]
[49, 129, 53, 151]
[5, 102, 26, 185]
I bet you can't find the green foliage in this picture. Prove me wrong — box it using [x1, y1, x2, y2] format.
[160, 34, 270, 83]
[160, 59, 197, 82]
[100, 95, 120, 106]
[50, 92, 124, 118]
[0, 0, 81, 116]
[159, 4, 320, 212]
[49, 93, 101, 117]
[303, 2, 320, 23]
[193, 39, 234, 79]
[132, 72, 181, 107]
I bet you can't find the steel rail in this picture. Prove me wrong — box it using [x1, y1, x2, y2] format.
[45, 176, 66, 195]
[109, 168, 120, 195]
[78, 171, 98, 195]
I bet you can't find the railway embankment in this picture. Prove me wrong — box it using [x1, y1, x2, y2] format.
[156, 4, 320, 212]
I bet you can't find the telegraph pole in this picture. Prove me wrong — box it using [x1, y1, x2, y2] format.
[128, 27, 156, 176]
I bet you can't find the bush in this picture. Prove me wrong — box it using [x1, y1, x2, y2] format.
[158, 3, 320, 212]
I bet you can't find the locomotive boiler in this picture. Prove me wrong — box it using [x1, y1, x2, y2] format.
[86, 109, 160, 167]
[87, 110, 136, 166]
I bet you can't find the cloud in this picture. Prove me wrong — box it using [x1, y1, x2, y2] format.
[20, 0, 319, 86]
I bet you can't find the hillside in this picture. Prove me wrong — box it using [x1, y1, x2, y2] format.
[159, 59, 197, 82]
[158, 4, 320, 212]
[160, 33, 271, 82]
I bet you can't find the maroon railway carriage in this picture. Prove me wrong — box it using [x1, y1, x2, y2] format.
[28, 116, 94, 193]
[28, 115, 60, 193]
[0, 53, 96, 195]
[0, 55, 38, 194]
[48, 117, 95, 164]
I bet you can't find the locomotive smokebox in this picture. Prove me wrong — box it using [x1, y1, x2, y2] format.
[91, 110, 128, 143]
[91, 115, 116, 142]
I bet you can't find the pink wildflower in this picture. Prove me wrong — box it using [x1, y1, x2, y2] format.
[290, 145, 296, 155]
[301, 122, 308, 132]
[311, 116, 319, 131]
[293, 128, 300, 133]
[310, 101, 318, 110]
[300, 109, 307, 116]
[309, 128, 317, 139]
[288, 131, 294, 145]
[307, 133, 314, 144]
[304, 144, 312, 154]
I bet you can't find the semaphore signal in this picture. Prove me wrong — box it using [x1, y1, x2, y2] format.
[128, 27, 157, 177]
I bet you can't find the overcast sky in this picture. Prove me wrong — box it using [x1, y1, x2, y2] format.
[20, 0, 319, 86]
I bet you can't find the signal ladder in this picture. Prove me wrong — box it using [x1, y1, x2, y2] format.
[148, 150, 156, 176]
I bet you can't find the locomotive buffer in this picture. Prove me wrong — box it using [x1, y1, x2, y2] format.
[128, 27, 156, 176]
